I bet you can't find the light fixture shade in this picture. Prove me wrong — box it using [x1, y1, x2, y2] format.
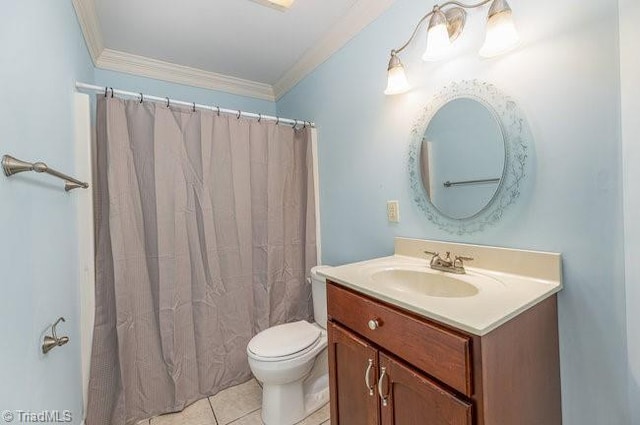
[479, 0, 520, 58]
[384, 54, 410, 95]
[422, 9, 452, 61]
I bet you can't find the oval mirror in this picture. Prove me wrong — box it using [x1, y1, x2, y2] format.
[408, 81, 530, 234]
[420, 98, 505, 219]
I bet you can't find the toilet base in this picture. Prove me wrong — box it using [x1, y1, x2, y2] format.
[302, 350, 330, 414]
[261, 380, 305, 425]
[260, 379, 330, 425]
[259, 350, 330, 425]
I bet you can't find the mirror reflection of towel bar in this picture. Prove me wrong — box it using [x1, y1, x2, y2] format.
[2, 154, 89, 191]
[443, 178, 500, 188]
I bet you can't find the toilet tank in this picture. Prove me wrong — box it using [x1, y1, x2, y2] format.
[310, 265, 332, 329]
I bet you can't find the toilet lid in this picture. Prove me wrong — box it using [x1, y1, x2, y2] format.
[248, 321, 321, 359]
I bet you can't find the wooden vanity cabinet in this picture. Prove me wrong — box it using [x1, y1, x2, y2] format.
[327, 281, 562, 425]
[328, 321, 380, 425]
[379, 352, 473, 425]
[329, 322, 472, 425]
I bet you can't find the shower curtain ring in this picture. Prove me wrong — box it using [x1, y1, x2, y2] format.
[276, 116, 280, 125]
[294, 119, 299, 128]
[104, 87, 108, 98]
[192, 102, 196, 112]
[139, 93, 144, 103]
[258, 114, 262, 123]
[303, 121, 308, 129]
[110, 88, 114, 98]
[237, 110, 241, 119]
[166, 97, 170, 108]
[216, 106, 221, 116]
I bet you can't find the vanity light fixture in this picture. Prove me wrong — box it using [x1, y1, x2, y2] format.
[384, 0, 520, 95]
[422, 7, 455, 61]
[384, 53, 411, 95]
[479, 0, 520, 57]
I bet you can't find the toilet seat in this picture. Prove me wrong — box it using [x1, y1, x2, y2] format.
[248, 321, 322, 362]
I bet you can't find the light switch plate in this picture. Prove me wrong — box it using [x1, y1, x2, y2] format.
[387, 201, 400, 223]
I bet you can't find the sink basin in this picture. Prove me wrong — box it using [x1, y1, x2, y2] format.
[371, 269, 479, 298]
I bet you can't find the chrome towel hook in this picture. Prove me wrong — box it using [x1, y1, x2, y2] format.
[42, 317, 69, 354]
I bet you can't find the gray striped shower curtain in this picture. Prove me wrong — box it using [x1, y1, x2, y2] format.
[86, 97, 317, 425]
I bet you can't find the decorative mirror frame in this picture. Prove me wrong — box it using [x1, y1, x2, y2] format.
[408, 80, 530, 235]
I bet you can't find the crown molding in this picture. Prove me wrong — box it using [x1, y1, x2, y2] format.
[273, 0, 397, 100]
[96, 49, 276, 101]
[72, 0, 103, 64]
[71, 0, 274, 100]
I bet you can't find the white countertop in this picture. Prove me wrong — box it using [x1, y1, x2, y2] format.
[318, 254, 563, 336]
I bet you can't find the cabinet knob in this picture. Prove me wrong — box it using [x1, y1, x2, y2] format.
[368, 319, 380, 330]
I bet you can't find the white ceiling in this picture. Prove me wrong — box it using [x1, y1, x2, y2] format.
[94, 0, 358, 85]
[72, 0, 397, 100]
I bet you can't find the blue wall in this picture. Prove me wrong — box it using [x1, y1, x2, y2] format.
[277, 0, 629, 423]
[0, 1, 94, 421]
[619, 0, 640, 422]
[0, 0, 630, 423]
[0, 3, 276, 423]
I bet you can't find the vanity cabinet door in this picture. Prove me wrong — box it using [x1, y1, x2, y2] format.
[378, 353, 473, 425]
[328, 322, 380, 425]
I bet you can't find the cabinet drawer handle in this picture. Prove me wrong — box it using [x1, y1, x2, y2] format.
[368, 319, 380, 330]
[364, 359, 375, 396]
[378, 366, 389, 407]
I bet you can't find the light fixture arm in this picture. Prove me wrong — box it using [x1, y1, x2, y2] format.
[389, 0, 493, 56]
[440, 0, 493, 10]
[392, 10, 435, 55]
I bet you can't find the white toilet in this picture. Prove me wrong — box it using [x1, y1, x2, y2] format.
[247, 265, 331, 425]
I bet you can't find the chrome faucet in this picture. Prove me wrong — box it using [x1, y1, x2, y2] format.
[423, 251, 474, 274]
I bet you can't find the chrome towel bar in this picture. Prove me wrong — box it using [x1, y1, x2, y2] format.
[2, 154, 89, 191]
[443, 178, 500, 188]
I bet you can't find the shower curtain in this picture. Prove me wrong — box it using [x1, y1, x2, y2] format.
[86, 97, 317, 425]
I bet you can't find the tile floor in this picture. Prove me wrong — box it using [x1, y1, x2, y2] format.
[136, 379, 331, 425]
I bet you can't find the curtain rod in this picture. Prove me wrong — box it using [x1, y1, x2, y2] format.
[75, 82, 316, 128]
